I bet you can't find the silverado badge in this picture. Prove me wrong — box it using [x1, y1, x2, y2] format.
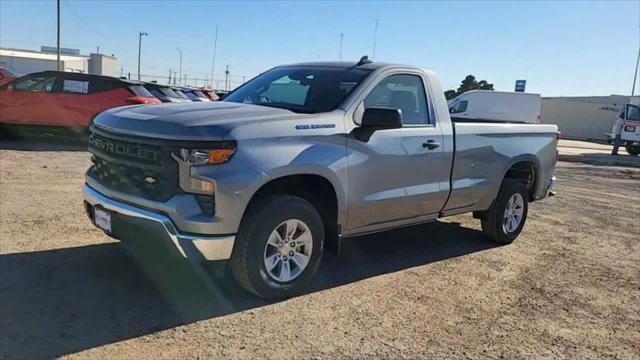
[144, 176, 157, 184]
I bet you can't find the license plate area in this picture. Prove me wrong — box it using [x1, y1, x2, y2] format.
[93, 206, 112, 233]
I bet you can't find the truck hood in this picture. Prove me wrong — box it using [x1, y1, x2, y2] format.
[93, 101, 306, 140]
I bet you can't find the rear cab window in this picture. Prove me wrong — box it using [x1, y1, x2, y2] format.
[626, 105, 640, 121]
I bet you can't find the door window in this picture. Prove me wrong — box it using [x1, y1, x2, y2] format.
[13, 74, 57, 92]
[364, 74, 430, 125]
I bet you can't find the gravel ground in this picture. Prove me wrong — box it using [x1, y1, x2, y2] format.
[1, 139, 639, 359]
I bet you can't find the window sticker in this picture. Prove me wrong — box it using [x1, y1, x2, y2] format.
[63, 80, 89, 94]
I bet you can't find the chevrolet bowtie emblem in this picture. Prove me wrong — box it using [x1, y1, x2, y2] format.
[144, 176, 157, 184]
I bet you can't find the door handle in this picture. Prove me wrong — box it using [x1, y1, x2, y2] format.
[422, 140, 440, 150]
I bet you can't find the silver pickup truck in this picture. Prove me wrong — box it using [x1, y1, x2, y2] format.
[84, 59, 558, 299]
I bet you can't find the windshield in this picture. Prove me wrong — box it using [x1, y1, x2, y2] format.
[1, 67, 18, 77]
[128, 85, 154, 98]
[173, 89, 190, 100]
[192, 90, 207, 99]
[223, 66, 372, 113]
[160, 87, 180, 98]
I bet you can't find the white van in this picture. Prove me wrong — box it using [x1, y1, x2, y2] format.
[448, 90, 542, 124]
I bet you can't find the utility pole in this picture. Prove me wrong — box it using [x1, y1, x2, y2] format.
[633, 46, 640, 97]
[173, 71, 177, 85]
[210, 25, 218, 89]
[632, 23, 640, 97]
[372, 19, 378, 59]
[176, 48, 183, 86]
[56, 0, 61, 71]
[96, 46, 100, 54]
[225, 65, 230, 91]
[137, 32, 148, 80]
[168, 68, 172, 85]
[184, 74, 188, 87]
[339, 33, 344, 61]
[120, 66, 124, 78]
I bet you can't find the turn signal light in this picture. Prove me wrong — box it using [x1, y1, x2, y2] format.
[208, 149, 235, 164]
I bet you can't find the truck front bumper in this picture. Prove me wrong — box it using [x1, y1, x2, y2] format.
[83, 184, 235, 261]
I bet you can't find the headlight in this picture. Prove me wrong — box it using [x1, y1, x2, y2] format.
[175, 141, 236, 165]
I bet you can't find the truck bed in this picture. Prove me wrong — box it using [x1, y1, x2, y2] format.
[442, 122, 558, 215]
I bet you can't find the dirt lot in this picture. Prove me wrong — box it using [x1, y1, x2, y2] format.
[1, 139, 639, 359]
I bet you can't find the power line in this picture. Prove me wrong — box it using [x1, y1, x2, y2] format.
[62, 0, 110, 39]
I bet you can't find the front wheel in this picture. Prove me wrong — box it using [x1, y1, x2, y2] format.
[481, 179, 529, 244]
[230, 195, 324, 299]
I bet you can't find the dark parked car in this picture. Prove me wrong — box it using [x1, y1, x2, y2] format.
[0, 71, 160, 134]
[180, 87, 212, 102]
[171, 87, 192, 102]
[143, 83, 190, 103]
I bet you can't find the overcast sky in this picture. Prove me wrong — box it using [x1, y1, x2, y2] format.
[1, 0, 638, 96]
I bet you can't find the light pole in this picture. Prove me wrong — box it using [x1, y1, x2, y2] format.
[339, 33, 343, 61]
[210, 25, 218, 89]
[56, 0, 61, 71]
[137, 32, 148, 81]
[177, 48, 183, 86]
[225, 65, 230, 91]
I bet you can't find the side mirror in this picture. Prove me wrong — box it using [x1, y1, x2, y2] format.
[361, 107, 403, 129]
[353, 107, 403, 142]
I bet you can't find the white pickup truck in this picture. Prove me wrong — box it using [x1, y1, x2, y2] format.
[84, 58, 559, 298]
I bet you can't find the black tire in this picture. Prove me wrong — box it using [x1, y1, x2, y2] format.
[230, 194, 325, 299]
[481, 179, 529, 244]
[625, 144, 640, 156]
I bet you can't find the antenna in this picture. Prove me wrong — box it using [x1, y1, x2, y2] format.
[357, 55, 372, 66]
[372, 19, 378, 59]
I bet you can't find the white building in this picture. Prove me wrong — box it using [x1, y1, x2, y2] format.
[541, 95, 640, 141]
[0, 47, 117, 77]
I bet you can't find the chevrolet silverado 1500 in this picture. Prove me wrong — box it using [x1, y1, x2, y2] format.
[84, 58, 558, 299]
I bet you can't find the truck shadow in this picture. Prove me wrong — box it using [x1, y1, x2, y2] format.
[0, 220, 496, 358]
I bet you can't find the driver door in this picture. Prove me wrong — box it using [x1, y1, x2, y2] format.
[345, 72, 453, 232]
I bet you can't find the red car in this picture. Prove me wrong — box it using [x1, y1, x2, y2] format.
[0, 66, 18, 86]
[200, 88, 220, 101]
[0, 71, 160, 133]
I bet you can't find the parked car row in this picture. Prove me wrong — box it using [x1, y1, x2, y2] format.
[0, 71, 220, 136]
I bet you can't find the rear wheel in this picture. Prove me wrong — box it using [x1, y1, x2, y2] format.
[230, 195, 324, 299]
[481, 179, 529, 244]
[625, 144, 640, 156]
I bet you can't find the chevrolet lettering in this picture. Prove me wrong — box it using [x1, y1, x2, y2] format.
[88, 134, 159, 161]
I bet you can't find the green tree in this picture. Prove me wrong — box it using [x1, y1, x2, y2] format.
[445, 75, 494, 100]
